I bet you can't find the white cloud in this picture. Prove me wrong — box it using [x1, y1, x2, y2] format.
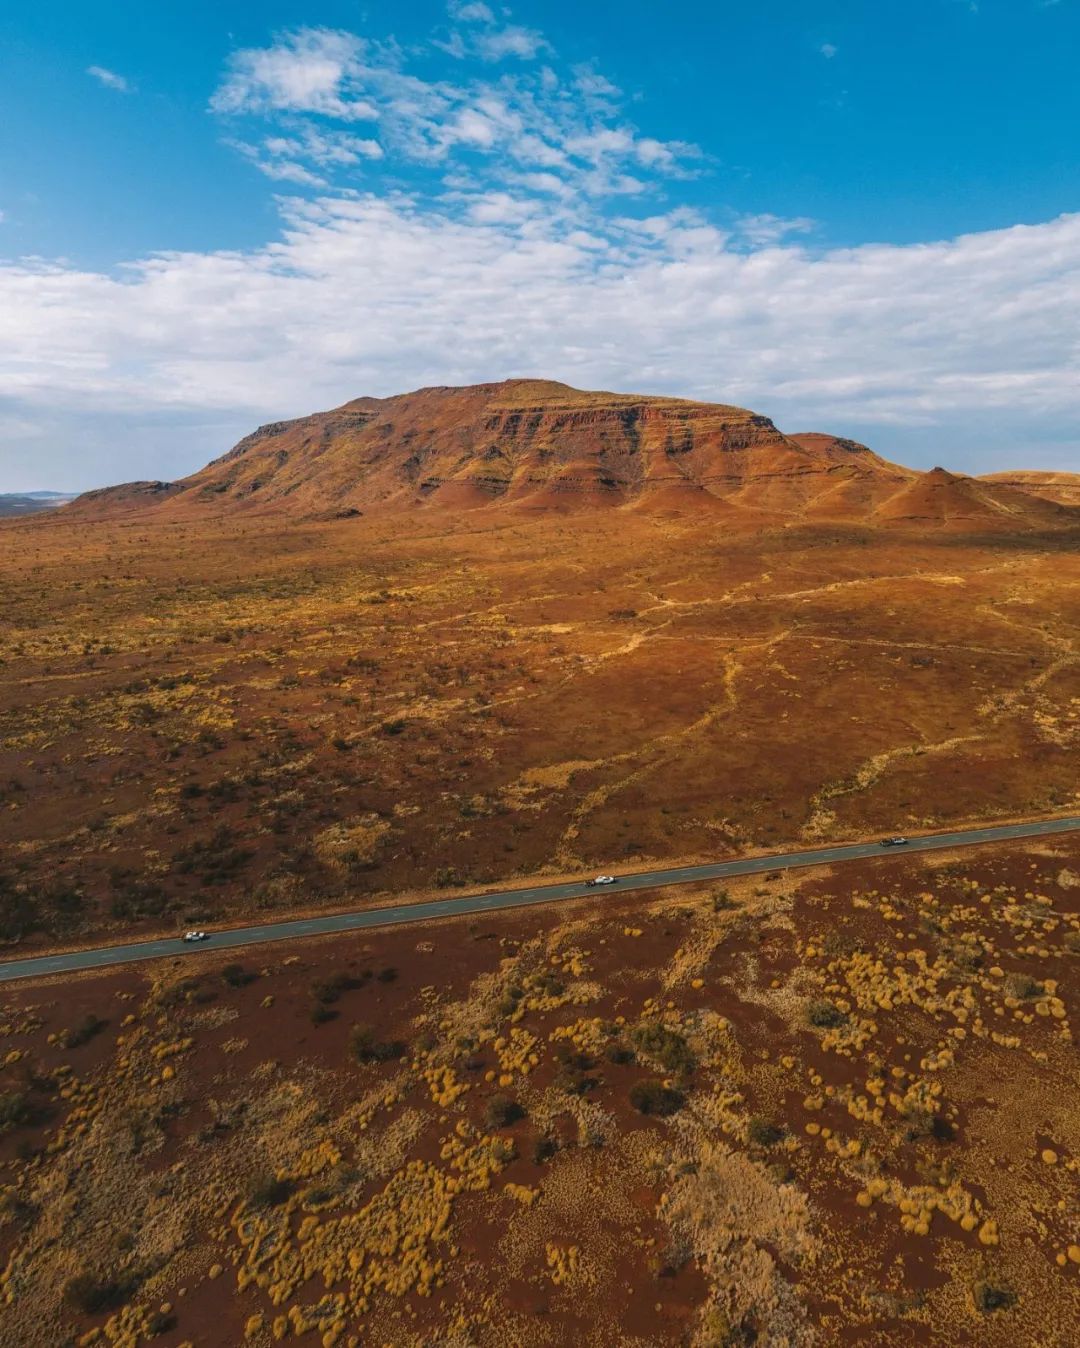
[736, 213, 816, 245]
[269, 127, 383, 169]
[208, 27, 695, 199]
[510, 170, 570, 195]
[2, 197, 1079, 486]
[473, 26, 550, 61]
[440, 1, 551, 62]
[227, 125, 387, 187]
[210, 29, 379, 121]
[574, 69, 619, 99]
[6, 16, 1077, 489]
[465, 190, 541, 223]
[819, 43, 837, 59]
[87, 65, 132, 93]
[449, 1, 495, 20]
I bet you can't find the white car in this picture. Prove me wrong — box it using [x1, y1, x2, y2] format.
[182, 930, 209, 943]
[879, 836, 909, 847]
[585, 875, 617, 887]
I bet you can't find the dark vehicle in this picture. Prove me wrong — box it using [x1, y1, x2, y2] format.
[879, 836, 909, 847]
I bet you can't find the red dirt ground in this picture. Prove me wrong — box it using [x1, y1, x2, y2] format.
[2, 501, 1078, 955]
[3, 834, 1080, 1346]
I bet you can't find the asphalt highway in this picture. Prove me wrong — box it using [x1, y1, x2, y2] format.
[2, 815, 1078, 984]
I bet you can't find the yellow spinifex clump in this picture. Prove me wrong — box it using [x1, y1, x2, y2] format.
[545, 1243, 582, 1286]
[494, 1026, 540, 1078]
[422, 1064, 470, 1108]
[151, 1036, 194, 1061]
[230, 1127, 513, 1321]
[845, 1172, 983, 1239]
[548, 1017, 606, 1059]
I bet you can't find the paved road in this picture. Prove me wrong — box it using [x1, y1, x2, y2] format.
[2, 815, 1078, 984]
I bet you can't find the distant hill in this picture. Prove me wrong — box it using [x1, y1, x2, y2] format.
[61, 380, 1079, 533]
[0, 491, 78, 518]
[980, 470, 1080, 508]
[870, 466, 1073, 532]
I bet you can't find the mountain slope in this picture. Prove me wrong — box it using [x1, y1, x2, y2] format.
[871, 465, 1076, 532]
[62, 380, 1079, 531]
[164, 380, 890, 519]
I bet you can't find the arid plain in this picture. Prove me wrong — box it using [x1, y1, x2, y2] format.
[2, 381, 1080, 1345]
[3, 837, 1080, 1347]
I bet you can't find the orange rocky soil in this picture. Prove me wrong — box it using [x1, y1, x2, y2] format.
[2, 835, 1080, 1346]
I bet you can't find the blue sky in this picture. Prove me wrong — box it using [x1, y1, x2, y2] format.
[1, 0, 1079, 489]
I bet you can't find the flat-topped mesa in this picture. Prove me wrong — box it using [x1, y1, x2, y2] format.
[980, 470, 1080, 508]
[58, 379, 1079, 530]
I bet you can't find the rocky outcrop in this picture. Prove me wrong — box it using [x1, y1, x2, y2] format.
[60, 380, 1079, 532]
[62, 480, 184, 518]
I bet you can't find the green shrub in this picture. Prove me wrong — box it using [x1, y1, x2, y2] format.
[630, 1021, 695, 1074]
[532, 1135, 558, 1164]
[311, 970, 366, 1004]
[221, 962, 256, 988]
[972, 1281, 1015, 1314]
[0, 877, 40, 941]
[63, 1272, 131, 1314]
[553, 1064, 596, 1096]
[484, 1094, 524, 1128]
[1004, 972, 1042, 1002]
[171, 825, 254, 884]
[0, 1192, 37, 1228]
[0, 1091, 38, 1131]
[348, 1023, 403, 1063]
[629, 1079, 685, 1117]
[60, 1014, 108, 1049]
[747, 1117, 784, 1147]
[247, 1175, 294, 1208]
[806, 999, 847, 1029]
[434, 867, 465, 888]
[906, 1106, 955, 1143]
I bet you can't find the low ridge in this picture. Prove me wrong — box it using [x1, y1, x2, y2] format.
[980, 470, 1080, 508]
[872, 466, 1075, 532]
[61, 380, 1078, 531]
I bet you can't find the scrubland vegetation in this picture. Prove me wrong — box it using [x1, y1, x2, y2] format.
[1, 507, 1078, 950]
[2, 838, 1080, 1345]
